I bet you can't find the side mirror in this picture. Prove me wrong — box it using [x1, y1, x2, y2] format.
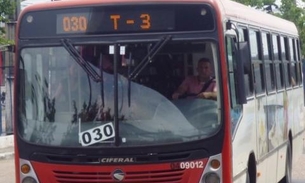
[238, 42, 251, 75]
[234, 41, 250, 104]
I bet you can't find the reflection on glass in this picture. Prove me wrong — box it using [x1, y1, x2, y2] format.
[18, 42, 221, 147]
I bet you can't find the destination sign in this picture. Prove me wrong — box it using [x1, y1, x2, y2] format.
[56, 10, 174, 34]
[19, 4, 215, 38]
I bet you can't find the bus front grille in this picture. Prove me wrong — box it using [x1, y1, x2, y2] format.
[53, 168, 185, 183]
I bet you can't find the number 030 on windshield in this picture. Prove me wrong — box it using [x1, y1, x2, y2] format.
[79, 122, 115, 146]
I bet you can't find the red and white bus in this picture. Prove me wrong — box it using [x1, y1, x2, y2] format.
[14, 0, 305, 182]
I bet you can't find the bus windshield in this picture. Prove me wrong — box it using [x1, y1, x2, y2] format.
[18, 40, 221, 147]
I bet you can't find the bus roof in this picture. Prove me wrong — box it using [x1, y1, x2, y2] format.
[19, 0, 298, 36]
[219, 0, 298, 35]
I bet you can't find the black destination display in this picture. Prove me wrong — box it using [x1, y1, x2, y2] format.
[19, 4, 215, 38]
[56, 10, 174, 34]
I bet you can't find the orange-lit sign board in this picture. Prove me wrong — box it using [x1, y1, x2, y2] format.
[20, 4, 215, 38]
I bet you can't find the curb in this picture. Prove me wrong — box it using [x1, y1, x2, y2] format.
[0, 135, 14, 148]
[0, 151, 14, 160]
[0, 135, 14, 160]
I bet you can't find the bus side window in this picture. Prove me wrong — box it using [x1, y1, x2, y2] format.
[250, 30, 265, 95]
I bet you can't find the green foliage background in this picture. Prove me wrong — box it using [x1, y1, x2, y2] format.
[0, 0, 15, 45]
[234, 0, 305, 57]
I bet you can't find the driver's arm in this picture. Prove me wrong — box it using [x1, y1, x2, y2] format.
[172, 78, 189, 99]
[197, 81, 217, 100]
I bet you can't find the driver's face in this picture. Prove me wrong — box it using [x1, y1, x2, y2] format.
[197, 61, 212, 78]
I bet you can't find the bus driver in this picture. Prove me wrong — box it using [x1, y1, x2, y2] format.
[172, 57, 217, 100]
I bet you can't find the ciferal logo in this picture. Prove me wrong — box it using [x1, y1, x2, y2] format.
[100, 157, 134, 163]
[112, 169, 125, 182]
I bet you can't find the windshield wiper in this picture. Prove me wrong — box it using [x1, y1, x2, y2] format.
[127, 52, 132, 107]
[128, 35, 172, 80]
[99, 53, 105, 108]
[61, 39, 102, 82]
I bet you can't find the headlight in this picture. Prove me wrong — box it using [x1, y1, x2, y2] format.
[22, 176, 38, 183]
[204, 172, 220, 183]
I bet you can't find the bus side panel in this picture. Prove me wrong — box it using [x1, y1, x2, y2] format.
[255, 95, 267, 183]
[290, 87, 305, 168]
[276, 146, 286, 182]
[274, 91, 287, 182]
[264, 93, 278, 183]
[232, 100, 256, 183]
